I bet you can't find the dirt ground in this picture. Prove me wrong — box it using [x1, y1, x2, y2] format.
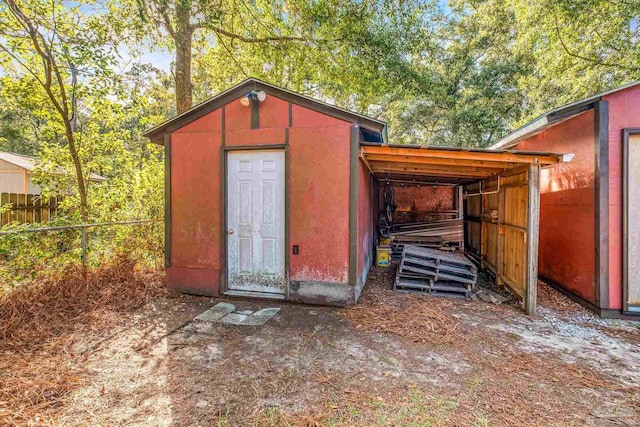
[3, 265, 640, 426]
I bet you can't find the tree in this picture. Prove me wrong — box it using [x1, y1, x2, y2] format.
[191, 0, 435, 109]
[0, 0, 117, 219]
[457, 0, 640, 129]
[381, 0, 530, 147]
[132, 0, 310, 113]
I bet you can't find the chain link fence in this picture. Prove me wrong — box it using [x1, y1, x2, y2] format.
[0, 220, 163, 287]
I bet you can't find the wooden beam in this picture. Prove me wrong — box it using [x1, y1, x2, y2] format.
[359, 148, 373, 174]
[364, 153, 520, 169]
[594, 100, 609, 310]
[362, 145, 561, 165]
[526, 165, 540, 315]
[370, 161, 505, 173]
[164, 133, 171, 268]
[370, 167, 492, 178]
[370, 162, 504, 177]
[349, 125, 359, 286]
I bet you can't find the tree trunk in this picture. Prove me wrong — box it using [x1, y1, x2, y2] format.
[64, 121, 88, 221]
[174, 2, 193, 114]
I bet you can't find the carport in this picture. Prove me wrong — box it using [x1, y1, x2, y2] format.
[360, 143, 568, 314]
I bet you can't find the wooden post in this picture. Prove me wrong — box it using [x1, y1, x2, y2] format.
[22, 170, 28, 194]
[457, 185, 464, 251]
[525, 165, 540, 315]
[479, 189, 485, 269]
[496, 180, 505, 286]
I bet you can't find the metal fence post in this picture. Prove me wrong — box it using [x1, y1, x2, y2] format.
[81, 225, 88, 279]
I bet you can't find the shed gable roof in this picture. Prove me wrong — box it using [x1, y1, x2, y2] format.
[143, 78, 386, 143]
[489, 80, 640, 150]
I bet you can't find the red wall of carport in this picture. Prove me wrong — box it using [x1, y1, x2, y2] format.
[603, 84, 640, 310]
[167, 93, 353, 296]
[514, 110, 597, 304]
[357, 157, 374, 288]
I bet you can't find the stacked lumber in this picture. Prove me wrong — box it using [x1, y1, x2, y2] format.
[394, 245, 477, 297]
[389, 219, 463, 259]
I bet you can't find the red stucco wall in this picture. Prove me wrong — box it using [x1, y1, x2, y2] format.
[390, 185, 455, 224]
[357, 158, 373, 287]
[168, 94, 353, 296]
[515, 111, 597, 303]
[169, 109, 223, 295]
[603, 84, 640, 310]
[289, 124, 351, 283]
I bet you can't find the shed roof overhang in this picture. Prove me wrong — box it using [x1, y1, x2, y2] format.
[361, 143, 566, 184]
[143, 78, 387, 144]
[488, 80, 640, 150]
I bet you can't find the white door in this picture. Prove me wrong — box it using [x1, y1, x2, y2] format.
[227, 150, 285, 294]
[626, 134, 640, 312]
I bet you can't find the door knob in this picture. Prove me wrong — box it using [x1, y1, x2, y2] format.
[228, 229, 235, 235]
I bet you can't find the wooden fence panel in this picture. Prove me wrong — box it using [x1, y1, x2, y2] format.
[465, 166, 540, 314]
[0, 193, 63, 226]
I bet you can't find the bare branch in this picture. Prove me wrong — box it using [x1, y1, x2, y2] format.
[210, 26, 306, 43]
[553, 11, 637, 70]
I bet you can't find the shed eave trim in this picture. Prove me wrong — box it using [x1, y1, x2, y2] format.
[488, 80, 640, 150]
[143, 78, 386, 143]
[489, 116, 550, 150]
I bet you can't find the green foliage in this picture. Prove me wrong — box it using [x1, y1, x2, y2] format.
[0, 217, 163, 288]
[457, 0, 640, 130]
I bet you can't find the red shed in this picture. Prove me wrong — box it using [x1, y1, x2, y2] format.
[489, 81, 640, 318]
[144, 78, 385, 305]
[145, 78, 565, 312]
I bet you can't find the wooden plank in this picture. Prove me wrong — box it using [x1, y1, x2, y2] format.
[526, 165, 540, 315]
[362, 145, 562, 165]
[500, 273, 525, 299]
[365, 153, 520, 169]
[402, 255, 438, 269]
[404, 245, 473, 265]
[370, 165, 500, 178]
[400, 264, 438, 278]
[456, 186, 463, 219]
[359, 149, 373, 174]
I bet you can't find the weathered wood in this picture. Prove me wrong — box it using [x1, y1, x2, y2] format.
[526, 165, 540, 315]
[365, 153, 521, 169]
[0, 192, 62, 225]
[362, 145, 562, 166]
[390, 219, 464, 253]
[496, 186, 505, 285]
[397, 245, 478, 293]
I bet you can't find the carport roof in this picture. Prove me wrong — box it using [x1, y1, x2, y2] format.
[360, 143, 567, 184]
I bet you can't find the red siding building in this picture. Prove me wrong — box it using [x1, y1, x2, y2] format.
[144, 79, 381, 306]
[490, 82, 640, 318]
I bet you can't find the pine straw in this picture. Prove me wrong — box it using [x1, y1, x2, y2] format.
[250, 340, 637, 427]
[536, 280, 593, 316]
[340, 267, 464, 345]
[319, 268, 639, 426]
[0, 256, 166, 425]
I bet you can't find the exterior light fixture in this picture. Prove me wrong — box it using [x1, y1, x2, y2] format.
[240, 90, 267, 106]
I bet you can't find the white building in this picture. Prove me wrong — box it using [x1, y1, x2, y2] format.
[0, 151, 106, 194]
